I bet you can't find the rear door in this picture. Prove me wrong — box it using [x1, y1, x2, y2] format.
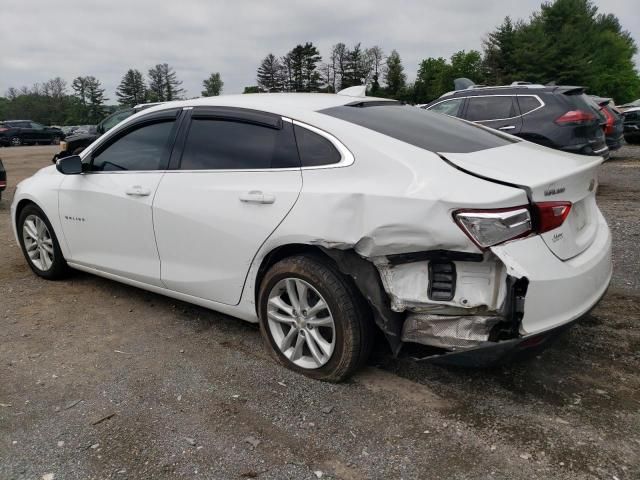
[463, 95, 523, 135]
[153, 108, 302, 305]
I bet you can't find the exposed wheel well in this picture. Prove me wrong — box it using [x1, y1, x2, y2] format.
[254, 244, 331, 309]
[15, 199, 38, 229]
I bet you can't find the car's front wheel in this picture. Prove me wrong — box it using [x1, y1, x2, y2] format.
[10, 137, 22, 147]
[18, 204, 70, 279]
[258, 254, 373, 382]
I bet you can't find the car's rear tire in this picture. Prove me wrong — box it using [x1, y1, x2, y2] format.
[51, 136, 61, 145]
[10, 137, 22, 147]
[258, 254, 373, 382]
[17, 204, 70, 280]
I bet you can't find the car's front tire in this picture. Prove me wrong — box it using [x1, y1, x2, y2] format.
[18, 204, 70, 279]
[258, 254, 373, 382]
[10, 137, 22, 147]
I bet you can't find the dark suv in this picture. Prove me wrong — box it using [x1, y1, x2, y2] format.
[424, 83, 609, 157]
[55, 103, 161, 160]
[0, 120, 65, 147]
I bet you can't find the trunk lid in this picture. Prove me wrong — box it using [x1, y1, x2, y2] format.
[441, 142, 602, 260]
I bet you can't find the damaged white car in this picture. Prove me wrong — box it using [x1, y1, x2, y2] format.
[11, 92, 612, 381]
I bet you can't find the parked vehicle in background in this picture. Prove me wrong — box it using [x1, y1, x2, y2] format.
[622, 107, 640, 144]
[0, 158, 5, 200]
[618, 99, 640, 111]
[55, 104, 161, 160]
[0, 121, 65, 147]
[423, 81, 609, 157]
[12, 93, 612, 381]
[590, 96, 624, 151]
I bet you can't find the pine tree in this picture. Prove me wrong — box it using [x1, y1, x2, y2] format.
[116, 69, 146, 107]
[71, 77, 89, 107]
[257, 53, 284, 92]
[147, 64, 184, 102]
[384, 50, 406, 97]
[202, 72, 223, 96]
[85, 76, 107, 123]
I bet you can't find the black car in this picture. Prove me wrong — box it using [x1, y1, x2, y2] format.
[0, 158, 6, 201]
[590, 96, 624, 151]
[424, 81, 609, 157]
[622, 108, 640, 144]
[56, 103, 161, 159]
[0, 120, 65, 147]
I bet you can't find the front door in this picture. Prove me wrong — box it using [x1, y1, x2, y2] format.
[153, 109, 302, 305]
[58, 113, 179, 286]
[464, 95, 523, 135]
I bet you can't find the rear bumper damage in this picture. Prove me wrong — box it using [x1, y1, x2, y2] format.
[322, 213, 612, 366]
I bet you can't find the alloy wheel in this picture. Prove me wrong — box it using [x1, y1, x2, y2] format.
[267, 278, 336, 369]
[22, 214, 55, 271]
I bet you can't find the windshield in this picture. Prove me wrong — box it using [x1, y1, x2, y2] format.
[320, 104, 517, 153]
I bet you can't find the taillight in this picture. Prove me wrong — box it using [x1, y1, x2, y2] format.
[600, 107, 615, 135]
[532, 202, 572, 233]
[454, 207, 532, 249]
[0, 180, 6, 188]
[454, 202, 572, 249]
[0, 127, 8, 132]
[555, 110, 596, 125]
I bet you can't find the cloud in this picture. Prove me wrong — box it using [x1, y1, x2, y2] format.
[0, 0, 638, 100]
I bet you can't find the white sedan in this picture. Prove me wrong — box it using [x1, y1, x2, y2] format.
[11, 92, 612, 381]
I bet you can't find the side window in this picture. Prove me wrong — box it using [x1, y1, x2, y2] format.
[91, 120, 175, 172]
[30, 122, 45, 130]
[427, 98, 464, 117]
[466, 96, 517, 121]
[517, 96, 542, 115]
[180, 119, 299, 170]
[294, 125, 341, 167]
[101, 110, 134, 132]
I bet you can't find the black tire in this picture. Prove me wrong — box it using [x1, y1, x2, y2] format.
[51, 136, 61, 145]
[258, 254, 373, 382]
[10, 137, 22, 147]
[17, 203, 70, 279]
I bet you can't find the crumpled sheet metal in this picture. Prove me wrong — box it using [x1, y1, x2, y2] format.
[401, 313, 502, 350]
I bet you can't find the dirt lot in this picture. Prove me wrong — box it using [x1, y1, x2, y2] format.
[0, 145, 638, 480]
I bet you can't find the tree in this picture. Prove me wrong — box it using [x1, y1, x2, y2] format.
[85, 76, 107, 123]
[483, 16, 518, 84]
[147, 63, 184, 102]
[72, 76, 90, 107]
[330, 43, 349, 91]
[366, 46, 385, 95]
[257, 54, 284, 92]
[202, 72, 223, 96]
[384, 50, 406, 97]
[116, 69, 146, 107]
[282, 42, 322, 92]
[450, 50, 485, 83]
[243, 86, 262, 94]
[414, 57, 452, 103]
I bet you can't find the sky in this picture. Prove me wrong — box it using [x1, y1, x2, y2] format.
[1, 0, 638, 101]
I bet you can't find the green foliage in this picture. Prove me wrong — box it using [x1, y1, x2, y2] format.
[384, 50, 406, 96]
[257, 54, 284, 92]
[202, 72, 223, 97]
[282, 42, 323, 92]
[116, 69, 147, 107]
[243, 86, 262, 94]
[147, 63, 184, 102]
[483, 0, 640, 103]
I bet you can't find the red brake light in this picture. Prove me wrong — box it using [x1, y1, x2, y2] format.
[600, 107, 615, 134]
[554, 110, 596, 125]
[0, 181, 5, 188]
[0, 127, 8, 132]
[533, 202, 572, 233]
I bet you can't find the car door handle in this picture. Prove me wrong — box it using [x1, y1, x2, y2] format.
[125, 185, 152, 197]
[239, 190, 276, 204]
[498, 125, 516, 131]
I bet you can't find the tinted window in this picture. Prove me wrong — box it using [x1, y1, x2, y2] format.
[91, 120, 174, 171]
[180, 119, 299, 170]
[517, 96, 542, 114]
[101, 110, 134, 132]
[30, 122, 44, 129]
[427, 98, 464, 117]
[294, 125, 341, 166]
[466, 96, 517, 121]
[321, 104, 515, 154]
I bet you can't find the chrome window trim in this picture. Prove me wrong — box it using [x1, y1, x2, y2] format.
[427, 94, 545, 122]
[79, 114, 355, 174]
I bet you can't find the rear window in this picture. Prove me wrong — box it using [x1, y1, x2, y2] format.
[294, 125, 341, 166]
[320, 104, 516, 153]
[517, 96, 542, 114]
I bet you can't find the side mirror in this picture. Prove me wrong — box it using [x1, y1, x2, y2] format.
[56, 155, 83, 175]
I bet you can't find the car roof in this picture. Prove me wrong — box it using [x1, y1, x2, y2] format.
[436, 84, 585, 101]
[139, 93, 397, 121]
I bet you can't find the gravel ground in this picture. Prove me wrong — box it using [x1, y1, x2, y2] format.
[0, 145, 638, 480]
